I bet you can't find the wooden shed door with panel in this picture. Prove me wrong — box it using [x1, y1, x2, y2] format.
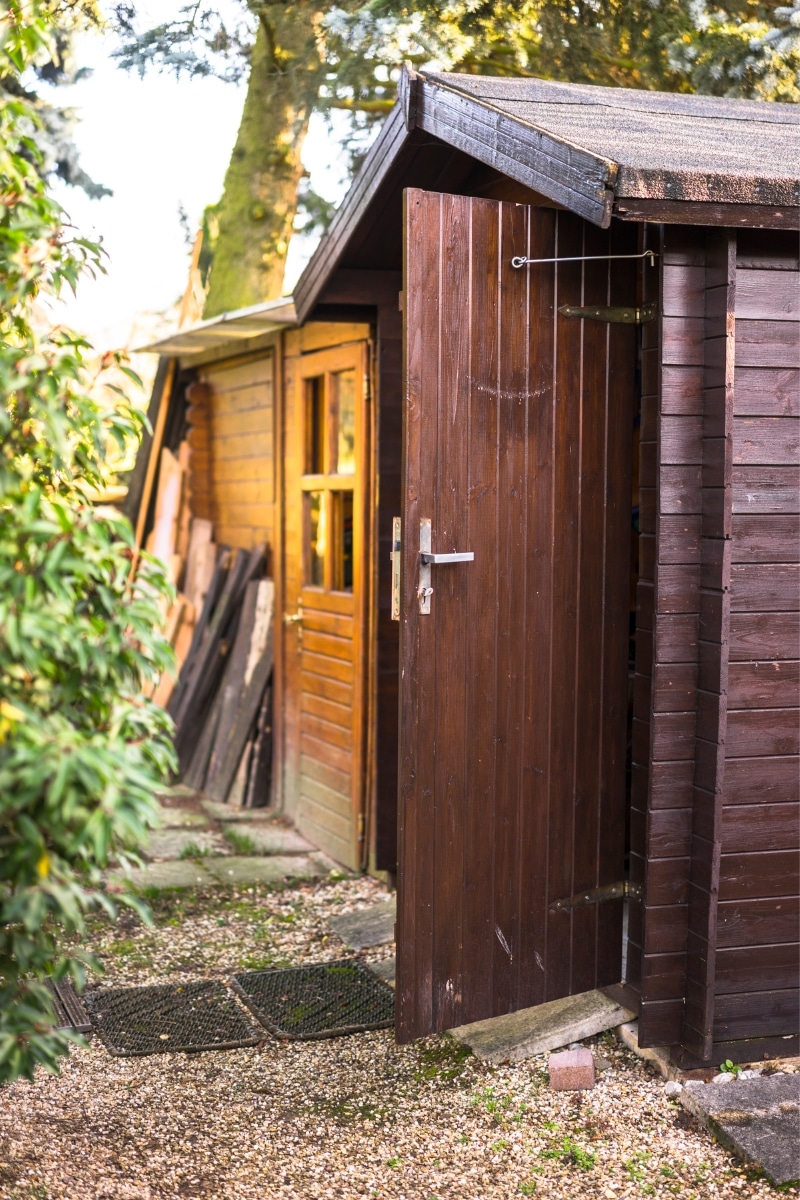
[283, 343, 369, 870]
[397, 189, 638, 1042]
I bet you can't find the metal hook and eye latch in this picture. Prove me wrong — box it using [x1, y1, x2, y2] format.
[418, 518, 474, 614]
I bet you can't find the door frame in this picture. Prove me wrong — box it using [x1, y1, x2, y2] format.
[279, 337, 371, 868]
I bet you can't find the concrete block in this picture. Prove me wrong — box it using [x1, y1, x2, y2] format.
[682, 1073, 800, 1185]
[450, 988, 635, 1064]
[329, 897, 396, 949]
[205, 854, 326, 886]
[549, 1047, 596, 1091]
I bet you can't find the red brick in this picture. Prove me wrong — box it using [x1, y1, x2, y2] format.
[548, 1047, 596, 1091]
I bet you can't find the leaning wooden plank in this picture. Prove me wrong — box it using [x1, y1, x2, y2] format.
[167, 547, 230, 720]
[153, 598, 195, 710]
[184, 519, 214, 610]
[226, 737, 253, 808]
[174, 440, 192, 575]
[123, 356, 173, 533]
[151, 447, 183, 566]
[204, 580, 262, 797]
[183, 681, 225, 790]
[173, 545, 266, 754]
[216, 628, 274, 803]
[244, 684, 272, 809]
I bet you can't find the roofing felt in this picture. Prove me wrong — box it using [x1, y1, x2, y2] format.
[422, 72, 800, 203]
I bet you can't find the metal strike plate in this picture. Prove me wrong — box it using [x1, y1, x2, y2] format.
[418, 519, 432, 614]
[390, 516, 401, 621]
[420, 551, 475, 564]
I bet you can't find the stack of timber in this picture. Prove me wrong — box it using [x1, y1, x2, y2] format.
[167, 541, 274, 809]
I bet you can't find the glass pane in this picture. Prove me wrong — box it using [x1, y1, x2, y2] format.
[305, 377, 325, 474]
[335, 370, 356, 475]
[333, 491, 354, 592]
[306, 491, 326, 587]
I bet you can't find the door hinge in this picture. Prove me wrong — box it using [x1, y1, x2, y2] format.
[558, 303, 656, 324]
[550, 880, 641, 912]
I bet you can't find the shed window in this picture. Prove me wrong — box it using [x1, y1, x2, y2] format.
[301, 369, 360, 593]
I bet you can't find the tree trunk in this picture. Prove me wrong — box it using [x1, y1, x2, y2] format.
[204, 9, 321, 316]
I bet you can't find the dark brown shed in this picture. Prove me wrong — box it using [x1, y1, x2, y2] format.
[292, 68, 799, 1066]
[143, 68, 799, 1067]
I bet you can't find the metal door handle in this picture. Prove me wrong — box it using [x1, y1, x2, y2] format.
[420, 551, 474, 564]
[283, 607, 303, 625]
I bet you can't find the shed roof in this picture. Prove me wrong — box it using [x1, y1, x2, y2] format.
[424, 72, 799, 205]
[139, 296, 296, 359]
[294, 68, 799, 321]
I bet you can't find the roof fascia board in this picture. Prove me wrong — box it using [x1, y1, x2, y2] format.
[614, 195, 800, 230]
[293, 102, 412, 323]
[616, 164, 800, 208]
[416, 75, 617, 228]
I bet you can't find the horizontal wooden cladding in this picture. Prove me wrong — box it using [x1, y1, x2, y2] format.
[298, 775, 351, 836]
[298, 672, 352, 708]
[302, 589, 355, 616]
[215, 524, 270, 551]
[638, 998, 684, 1047]
[656, 565, 700, 614]
[301, 610, 355, 640]
[720, 849, 800, 900]
[729, 613, 800, 661]
[213, 503, 273, 532]
[653, 662, 697, 713]
[640, 951, 688, 1001]
[661, 366, 704, 416]
[300, 731, 351, 777]
[733, 418, 800, 465]
[660, 466, 702, 515]
[735, 319, 800, 369]
[734, 368, 799, 417]
[300, 711, 351, 752]
[302, 629, 355, 663]
[301, 650, 354, 684]
[736, 269, 800, 321]
[640, 904, 688, 955]
[202, 358, 273, 391]
[661, 316, 704, 367]
[654, 614, 699, 663]
[211, 432, 272, 462]
[661, 416, 702, 465]
[205, 382, 274, 416]
[732, 467, 799, 514]
[728, 660, 800, 709]
[732, 515, 800, 563]
[717, 896, 800, 949]
[726, 709, 800, 758]
[301, 690, 352, 731]
[721, 804, 800, 855]
[659, 515, 702, 564]
[725, 755, 800, 805]
[651, 712, 696, 761]
[210, 406, 273, 439]
[633, 805, 692, 859]
[730, 563, 800, 611]
[300, 752, 351, 800]
[716, 942, 799, 995]
[713, 989, 800, 1041]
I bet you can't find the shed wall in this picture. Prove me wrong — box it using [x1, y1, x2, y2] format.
[192, 354, 276, 551]
[714, 246, 800, 1044]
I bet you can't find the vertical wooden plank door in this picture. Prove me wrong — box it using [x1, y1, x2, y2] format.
[283, 343, 369, 870]
[396, 189, 637, 1042]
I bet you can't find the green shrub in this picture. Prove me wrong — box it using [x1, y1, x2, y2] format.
[0, 3, 176, 1083]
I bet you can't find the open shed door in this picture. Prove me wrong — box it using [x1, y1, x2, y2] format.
[396, 189, 637, 1042]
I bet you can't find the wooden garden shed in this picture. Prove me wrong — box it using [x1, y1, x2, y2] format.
[144, 68, 799, 1066]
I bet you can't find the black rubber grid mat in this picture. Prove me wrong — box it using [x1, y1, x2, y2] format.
[84, 980, 263, 1056]
[232, 959, 395, 1040]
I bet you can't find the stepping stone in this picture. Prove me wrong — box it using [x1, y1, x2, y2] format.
[366, 958, 396, 989]
[205, 854, 330, 887]
[158, 807, 209, 830]
[224, 823, 315, 856]
[144, 830, 222, 861]
[329, 897, 397, 950]
[450, 988, 636, 1064]
[682, 1073, 800, 1185]
[201, 799, 278, 823]
[109, 860, 215, 890]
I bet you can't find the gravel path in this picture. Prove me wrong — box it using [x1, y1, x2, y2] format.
[0, 877, 791, 1200]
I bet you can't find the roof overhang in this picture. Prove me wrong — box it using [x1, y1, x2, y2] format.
[138, 296, 297, 358]
[294, 66, 799, 324]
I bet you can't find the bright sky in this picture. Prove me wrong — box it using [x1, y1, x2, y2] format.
[48, 14, 352, 367]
